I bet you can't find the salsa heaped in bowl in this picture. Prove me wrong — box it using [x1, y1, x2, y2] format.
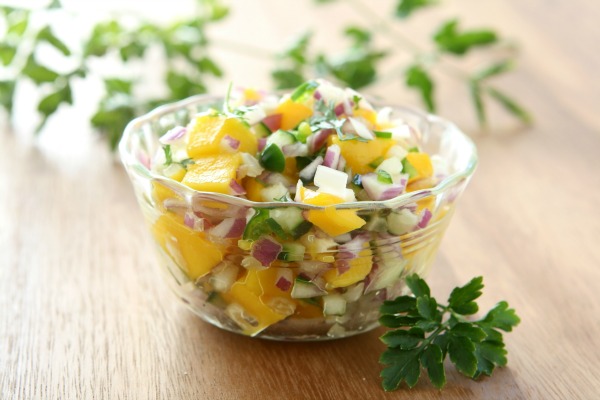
[119, 80, 477, 340]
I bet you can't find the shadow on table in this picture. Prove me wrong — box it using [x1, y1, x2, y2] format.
[172, 308, 525, 399]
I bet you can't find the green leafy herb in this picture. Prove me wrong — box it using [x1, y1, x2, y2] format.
[487, 87, 532, 124]
[291, 80, 319, 101]
[377, 170, 393, 184]
[379, 274, 520, 391]
[434, 19, 498, 55]
[395, 0, 438, 19]
[405, 65, 435, 112]
[162, 144, 172, 166]
[352, 94, 362, 109]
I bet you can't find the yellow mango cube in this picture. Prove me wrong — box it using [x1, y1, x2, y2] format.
[302, 188, 366, 236]
[186, 114, 257, 158]
[275, 98, 313, 130]
[307, 207, 366, 237]
[182, 153, 242, 194]
[323, 247, 373, 288]
[243, 177, 265, 202]
[328, 135, 394, 174]
[221, 272, 292, 336]
[151, 213, 223, 280]
[405, 152, 434, 183]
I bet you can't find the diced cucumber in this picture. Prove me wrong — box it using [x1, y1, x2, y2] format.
[387, 208, 418, 235]
[291, 277, 327, 298]
[364, 259, 407, 293]
[364, 213, 388, 233]
[270, 207, 305, 233]
[266, 129, 296, 148]
[290, 220, 313, 239]
[278, 242, 306, 262]
[260, 182, 289, 202]
[253, 122, 272, 138]
[209, 262, 239, 292]
[323, 294, 347, 316]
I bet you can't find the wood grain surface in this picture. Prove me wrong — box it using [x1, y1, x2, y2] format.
[1, 0, 600, 399]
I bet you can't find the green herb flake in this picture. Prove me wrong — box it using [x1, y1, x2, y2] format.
[377, 170, 393, 184]
[291, 80, 319, 102]
[374, 131, 392, 139]
[379, 274, 520, 391]
[162, 145, 172, 166]
[368, 156, 384, 169]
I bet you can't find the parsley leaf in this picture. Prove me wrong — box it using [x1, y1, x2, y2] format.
[434, 19, 498, 56]
[162, 144, 172, 166]
[395, 0, 438, 19]
[379, 274, 519, 391]
[405, 64, 435, 112]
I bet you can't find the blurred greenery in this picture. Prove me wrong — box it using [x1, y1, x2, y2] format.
[0, 0, 531, 149]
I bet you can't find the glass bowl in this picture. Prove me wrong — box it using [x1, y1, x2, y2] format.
[119, 94, 477, 341]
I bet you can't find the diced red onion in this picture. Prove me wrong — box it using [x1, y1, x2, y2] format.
[137, 150, 151, 169]
[380, 186, 405, 201]
[313, 90, 322, 100]
[184, 211, 204, 231]
[275, 269, 293, 292]
[261, 114, 282, 132]
[334, 103, 345, 116]
[323, 144, 341, 169]
[209, 217, 246, 238]
[222, 135, 240, 151]
[230, 180, 246, 196]
[308, 129, 333, 153]
[417, 209, 432, 229]
[299, 156, 323, 182]
[251, 237, 282, 266]
[258, 137, 267, 152]
[361, 173, 406, 201]
[159, 126, 187, 144]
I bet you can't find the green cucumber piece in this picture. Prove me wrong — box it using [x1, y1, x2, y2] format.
[291, 277, 327, 298]
[253, 121, 272, 138]
[260, 143, 285, 172]
[267, 129, 296, 148]
[278, 242, 306, 262]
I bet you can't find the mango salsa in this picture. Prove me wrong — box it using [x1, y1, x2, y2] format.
[276, 98, 313, 130]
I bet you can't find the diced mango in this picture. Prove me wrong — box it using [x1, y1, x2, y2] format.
[151, 213, 223, 280]
[276, 98, 313, 130]
[307, 207, 366, 237]
[243, 177, 265, 202]
[243, 88, 262, 103]
[152, 181, 183, 210]
[283, 157, 298, 181]
[221, 280, 290, 336]
[182, 153, 242, 194]
[301, 188, 366, 236]
[406, 177, 436, 211]
[328, 135, 394, 174]
[353, 108, 377, 127]
[405, 152, 433, 183]
[323, 247, 373, 288]
[187, 114, 257, 158]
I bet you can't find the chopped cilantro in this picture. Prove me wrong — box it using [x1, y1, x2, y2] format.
[162, 144, 172, 166]
[374, 131, 392, 139]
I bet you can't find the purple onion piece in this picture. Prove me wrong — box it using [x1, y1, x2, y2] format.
[299, 156, 324, 183]
[417, 209, 432, 229]
[230, 180, 246, 195]
[313, 90, 322, 100]
[251, 237, 282, 266]
[275, 276, 292, 292]
[258, 137, 267, 152]
[334, 103, 345, 116]
[159, 126, 187, 144]
[222, 135, 240, 151]
[323, 145, 341, 169]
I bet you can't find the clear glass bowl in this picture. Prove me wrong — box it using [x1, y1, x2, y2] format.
[119, 94, 477, 341]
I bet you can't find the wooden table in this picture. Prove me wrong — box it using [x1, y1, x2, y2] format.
[2, 0, 600, 399]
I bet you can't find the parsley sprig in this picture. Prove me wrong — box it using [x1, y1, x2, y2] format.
[379, 274, 520, 391]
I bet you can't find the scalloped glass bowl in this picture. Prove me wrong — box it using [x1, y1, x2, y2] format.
[119, 94, 477, 341]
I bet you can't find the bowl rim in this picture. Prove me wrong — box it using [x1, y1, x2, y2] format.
[119, 93, 478, 211]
